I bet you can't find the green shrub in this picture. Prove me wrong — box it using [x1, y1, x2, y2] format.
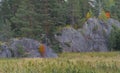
[108, 25, 120, 51]
[16, 45, 25, 57]
[51, 41, 62, 53]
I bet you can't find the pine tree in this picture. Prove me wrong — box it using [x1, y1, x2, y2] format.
[65, 0, 91, 28]
[111, 0, 120, 21]
[0, 19, 13, 41]
[33, 0, 66, 41]
[0, 0, 13, 41]
[11, 0, 39, 38]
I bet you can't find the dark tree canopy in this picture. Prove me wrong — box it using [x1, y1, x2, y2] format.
[0, 0, 119, 41]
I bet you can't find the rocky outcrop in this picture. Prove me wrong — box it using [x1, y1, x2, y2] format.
[56, 18, 120, 52]
[1, 18, 120, 57]
[0, 44, 12, 58]
[81, 18, 120, 52]
[8, 38, 41, 57]
[0, 38, 57, 58]
[55, 27, 88, 52]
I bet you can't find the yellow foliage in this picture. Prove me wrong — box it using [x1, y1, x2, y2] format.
[86, 12, 91, 19]
[98, 10, 108, 21]
[0, 41, 6, 45]
[57, 26, 62, 31]
[66, 25, 71, 28]
[86, 10, 92, 19]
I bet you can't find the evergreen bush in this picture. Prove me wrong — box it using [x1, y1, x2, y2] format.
[108, 25, 120, 51]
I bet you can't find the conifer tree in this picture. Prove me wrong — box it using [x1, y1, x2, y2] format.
[11, 0, 39, 38]
[0, 0, 13, 41]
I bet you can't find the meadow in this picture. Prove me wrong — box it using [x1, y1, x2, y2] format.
[0, 52, 120, 73]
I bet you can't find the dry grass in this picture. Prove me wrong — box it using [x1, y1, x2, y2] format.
[0, 52, 120, 73]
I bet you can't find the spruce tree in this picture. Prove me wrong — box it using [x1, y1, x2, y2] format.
[111, 0, 120, 21]
[11, 0, 39, 38]
[0, 0, 13, 41]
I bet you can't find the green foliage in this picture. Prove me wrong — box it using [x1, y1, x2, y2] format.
[111, 0, 120, 21]
[10, 0, 40, 38]
[49, 36, 63, 53]
[0, 19, 13, 41]
[51, 42, 62, 53]
[103, 0, 115, 11]
[16, 45, 25, 57]
[88, 0, 115, 17]
[66, 0, 89, 27]
[0, 0, 120, 50]
[98, 10, 108, 21]
[108, 25, 120, 51]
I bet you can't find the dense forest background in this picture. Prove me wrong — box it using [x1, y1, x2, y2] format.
[0, 0, 119, 43]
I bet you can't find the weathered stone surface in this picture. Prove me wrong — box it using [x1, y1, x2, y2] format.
[56, 18, 120, 52]
[1, 18, 120, 57]
[45, 45, 58, 58]
[55, 27, 88, 52]
[0, 38, 57, 58]
[81, 18, 120, 52]
[9, 38, 40, 57]
[0, 44, 12, 58]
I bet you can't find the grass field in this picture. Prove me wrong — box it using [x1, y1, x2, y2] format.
[0, 52, 120, 73]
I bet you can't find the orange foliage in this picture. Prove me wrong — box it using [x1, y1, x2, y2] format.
[39, 44, 46, 57]
[105, 12, 110, 18]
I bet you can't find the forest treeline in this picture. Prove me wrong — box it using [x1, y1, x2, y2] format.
[0, 0, 120, 42]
